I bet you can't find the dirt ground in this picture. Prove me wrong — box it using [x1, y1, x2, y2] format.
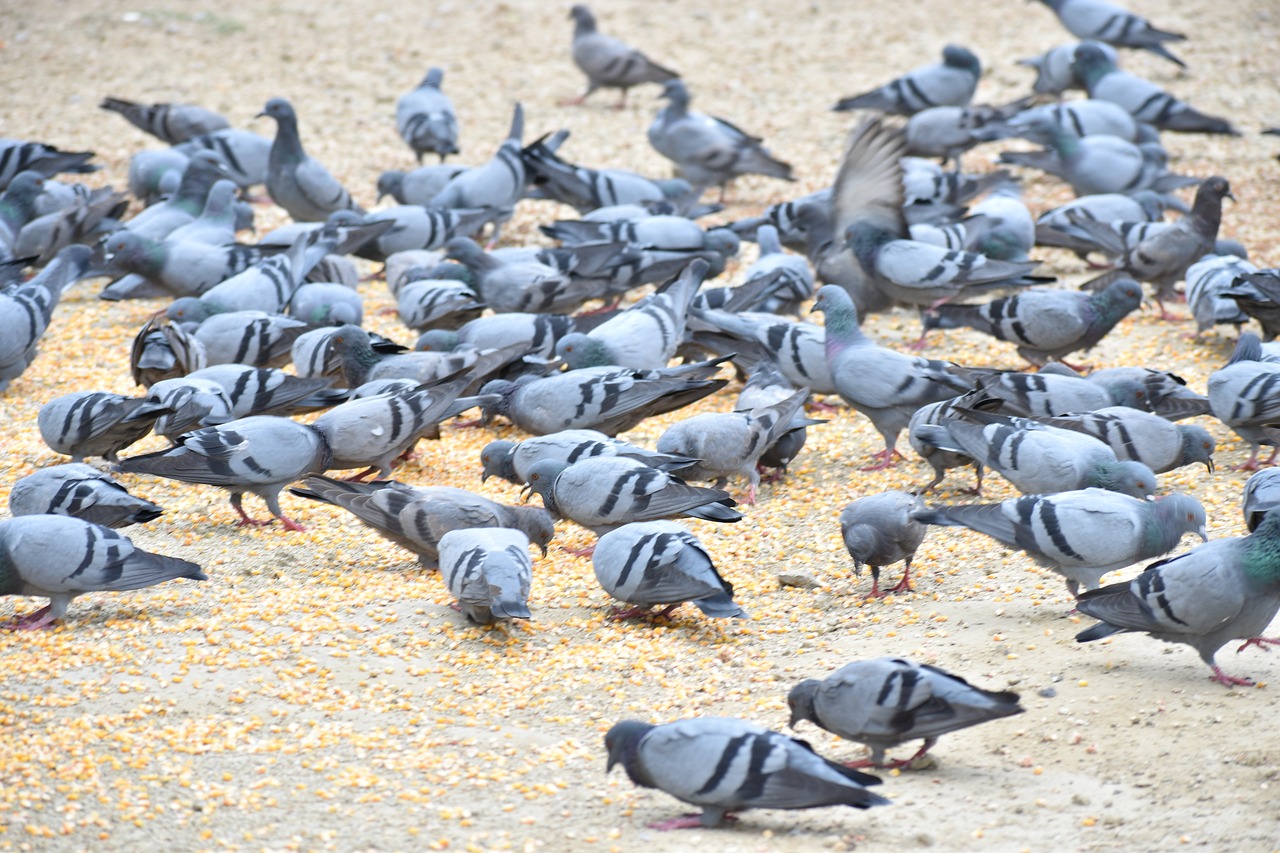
[2, 0, 1280, 850]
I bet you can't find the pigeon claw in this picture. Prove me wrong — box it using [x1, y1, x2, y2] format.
[1236, 637, 1280, 654]
[1209, 665, 1255, 687]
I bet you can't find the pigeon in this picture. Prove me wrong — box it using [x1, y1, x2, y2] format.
[591, 521, 747, 619]
[185, 364, 346, 419]
[655, 389, 811, 504]
[324, 323, 522, 389]
[396, 68, 460, 163]
[921, 278, 1143, 366]
[0, 245, 91, 392]
[1075, 510, 1280, 686]
[161, 179, 241, 246]
[444, 237, 604, 314]
[430, 104, 524, 242]
[102, 230, 262, 299]
[8, 464, 163, 529]
[1207, 333, 1280, 471]
[810, 285, 970, 469]
[904, 101, 1030, 166]
[480, 430, 694, 486]
[564, 5, 679, 109]
[648, 79, 794, 199]
[1034, 191, 1176, 262]
[951, 367, 1141, 417]
[291, 475, 555, 567]
[907, 391, 999, 494]
[259, 97, 363, 222]
[522, 456, 742, 552]
[37, 392, 170, 463]
[915, 488, 1206, 596]
[437, 528, 533, 625]
[377, 164, 468, 205]
[1072, 43, 1238, 135]
[143, 376, 235, 441]
[520, 136, 701, 214]
[999, 99, 1144, 146]
[11, 184, 126, 267]
[397, 277, 485, 333]
[839, 491, 928, 598]
[479, 359, 728, 436]
[100, 97, 230, 143]
[557, 259, 705, 370]
[1242, 469, 1280, 532]
[118, 150, 230, 242]
[833, 45, 981, 115]
[175, 129, 274, 192]
[1018, 40, 1119, 96]
[1076, 176, 1234, 315]
[129, 316, 207, 388]
[290, 281, 363, 327]
[0, 139, 96, 190]
[743, 224, 813, 314]
[417, 311, 572, 361]
[0, 515, 205, 630]
[917, 408, 1158, 498]
[119, 415, 332, 531]
[1035, 0, 1186, 67]
[604, 717, 888, 830]
[788, 658, 1024, 768]
[1225, 268, 1280, 342]
[165, 309, 307, 369]
[688, 310, 836, 396]
[1040, 407, 1215, 474]
[732, 362, 825, 480]
[311, 380, 480, 480]
[1084, 366, 1210, 420]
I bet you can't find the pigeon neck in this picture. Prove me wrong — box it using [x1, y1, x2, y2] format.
[1244, 515, 1280, 586]
[573, 14, 596, 37]
[1188, 188, 1225, 240]
[269, 114, 306, 167]
[341, 343, 381, 386]
[821, 296, 865, 356]
[1146, 501, 1196, 555]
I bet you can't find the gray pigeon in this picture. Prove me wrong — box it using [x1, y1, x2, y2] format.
[175, 128, 273, 192]
[922, 278, 1143, 366]
[1188, 253, 1255, 337]
[918, 408, 1158, 498]
[1076, 510, 1280, 686]
[100, 97, 229, 143]
[396, 68, 460, 163]
[907, 391, 994, 495]
[0, 245, 91, 391]
[733, 361, 825, 481]
[564, 5, 679, 109]
[480, 430, 694, 486]
[950, 367, 1140, 417]
[1018, 41, 1119, 96]
[810, 285, 970, 469]
[1243, 469, 1280, 532]
[290, 282, 363, 327]
[1072, 43, 1237, 134]
[8, 464, 163, 529]
[1076, 176, 1234, 316]
[556, 259, 705, 369]
[1034, 0, 1186, 67]
[445, 236, 603, 314]
[290, 475, 555, 567]
[1040, 407, 1215, 474]
[437, 528, 533, 625]
[37, 392, 170, 463]
[1084, 366, 1210, 420]
[143, 376, 235, 441]
[1224, 268, 1280, 342]
[655, 389, 811, 504]
[377, 164, 468, 205]
[397, 278, 485, 332]
[833, 45, 981, 115]
[311, 380, 480, 480]
[0, 515, 205, 630]
[840, 491, 928, 598]
[915, 488, 1206, 596]
[417, 311, 572, 360]
[430, 104, 524, 242]
[325, 323, 523, 389]
[479, 359, 728, 436]
[165, 308, 307, 369]
[1000, 99, 1143, 146]
[520, 137, 702, 214]
[162, 179, 241, 246]
[259, 97, 363, 222]
[102, 230, 261, 299]
[522, 456, 742, 554]
[129, 316, 208, 388]
[788, 658, 1024, 767]
[1207, 333, 1280, 471]
[648, 80, 794, 199]
[0, 139, 96, 190]
[119, 415, 332, 530]
[185, 364, 346, 419]
[592, 521, 746, 619]
[686, 311, 836, 396]
[604, 717, 888, 830]
[1035, 191, 1176, 262]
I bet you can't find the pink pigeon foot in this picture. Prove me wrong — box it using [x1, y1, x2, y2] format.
[648, 813, 735, 831]
[1237, 637, 1280, 653]
[1209, 665, 1255, 687]
[278, 516, 308, 532]
[3, 605, 57, 631]
[563, 543, 596, 558]
[861, 448, 904, 471]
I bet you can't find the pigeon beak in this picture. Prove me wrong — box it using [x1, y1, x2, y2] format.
[519, 483, 532, 502]
[1225, 191, 1237, 203]
[1197, 525, 1208, 542]
[539, 542, 548, 558]
[1204, 458, 1214, 473]
[606, 755, 618, 773]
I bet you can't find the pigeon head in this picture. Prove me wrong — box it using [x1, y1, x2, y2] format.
[1152, 494, 1209, 545]
[415, 329, 458, 352]
[569, 4, 596, 31]
[103, 232, 160, 276]
[258, 97, 297, 124]
[444, 237, 485, 266]
[942, 44, 981, 76]
[705, 228, 741, 257]
[556, 333, 610, 369]
[786, 679, 821, 728]
[604, 720, 654, 775]
[1178, 426, 1216, 472]
[1070, 43, 1116, 88]
[1190, 176, 1234, 233]
[657, 79, 689, 106]
[1092, 460, 1158, 499]
[422, 67, 444, 89]
[1093, 278, 1144, 320]
[520, 458, 568, 505]
[3, 171, 45, 206]
[479, 439, 517, 484]
[843, 220, 893, 266]
[477, 379, 516, 422]
[375, 171, 404, 203]
[165, 297, 215, 324]
[512, 506, 555, 557]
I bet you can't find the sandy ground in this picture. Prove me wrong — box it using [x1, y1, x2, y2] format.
[2, 0, 1280, 851]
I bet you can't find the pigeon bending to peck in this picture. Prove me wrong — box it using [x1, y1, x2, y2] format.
[564, 5, 679, 109]
[119, 415, 332, 531]
[1076, 510, 1280, 687]
[37, 392, 170, 463]
[437, 528, 534, 625]
[788, 657, 1024, 768]
[648, 80, 794, 199]
[1243, 469, 1280, 533]
[259, 97, 363, 222]
[839, 491, 928, 598]
[604, 717, 888, 830]
[480, 430, 694, 487]
[1207, 333, 1280, 471]
[1034, 0, 1187, 67]
[0, 515, 205, 630]
[592, 521, 747, 620]
[922, 278, 1142, 367]
[833, 45, 981, 115]
[1040, 407, 1215, 475]
[914, 489, 1206, 597]
[8, 464, 163, 529]
[396, 68, 459, 163]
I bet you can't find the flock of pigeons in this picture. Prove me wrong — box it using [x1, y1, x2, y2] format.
[3, 0, 1280, 832]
